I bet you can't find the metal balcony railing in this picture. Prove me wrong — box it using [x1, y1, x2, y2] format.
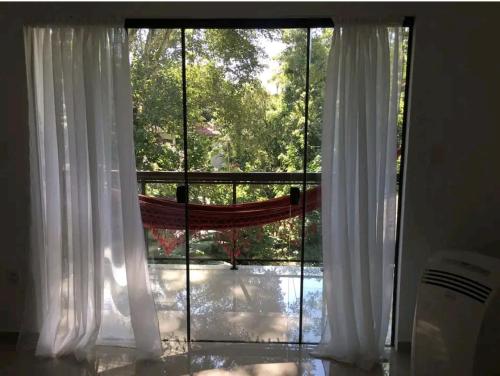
[137, 171, 322, 269]
[136, 171, 321, 184]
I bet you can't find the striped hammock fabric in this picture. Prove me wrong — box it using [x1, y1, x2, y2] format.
[139, 186, 321, 231]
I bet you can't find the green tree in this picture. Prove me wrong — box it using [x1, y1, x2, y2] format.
[129, 28, 332, 262]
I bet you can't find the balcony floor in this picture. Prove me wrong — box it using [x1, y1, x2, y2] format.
[147, 263, 324, 344]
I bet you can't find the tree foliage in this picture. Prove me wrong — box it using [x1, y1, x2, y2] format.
[129, 27, 329, 262]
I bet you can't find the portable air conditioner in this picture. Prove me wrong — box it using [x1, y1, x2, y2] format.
[411, 250, 500, 376]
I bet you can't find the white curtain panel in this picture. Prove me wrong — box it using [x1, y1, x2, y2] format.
[316, 23, 404, 369]
[24, 26, 162, 359]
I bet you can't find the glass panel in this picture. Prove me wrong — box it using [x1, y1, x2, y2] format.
[129, 28, 184, 172]
[302, 262, 324, 343]
[189, 184, 233, 262]
[148, 263, 187, 342]
[143, 183, 185, 260]
[145, 182, 178, 197]
[307, 28, 333, 172]
[301, 27, 332, 342]
[236, 184, 302, 262]
[129, 29, 187, 342]
[190, 261, 301, 342]
[185, 28, 307, 173]
[396, 27, 411, 187]
[183, 27, 309, 344]
[130, 26, 341, 345]
[302, 184, 323, 342]
[388, 26, 411, 346]
[143, 182, 187, 342]
[190, 183, 233, 205]
[188, 183, 302, 342]
[304, 183, 322, 263]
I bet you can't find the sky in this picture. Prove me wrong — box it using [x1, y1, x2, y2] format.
[258, 36, 286, 95]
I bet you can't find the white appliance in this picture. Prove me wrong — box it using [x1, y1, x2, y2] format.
[411, 250, 500, 376]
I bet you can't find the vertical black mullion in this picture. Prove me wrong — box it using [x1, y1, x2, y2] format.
[181, 28, 191, 342]
[298, 27, 311, 344]
[391, 20, 414, 347]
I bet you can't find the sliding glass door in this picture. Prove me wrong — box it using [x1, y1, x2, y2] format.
[130, 24, 332, 345]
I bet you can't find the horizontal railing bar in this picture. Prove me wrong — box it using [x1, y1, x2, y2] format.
[148, 257, 322, 263]
[148, 257, 228, 263]
[137, 171, 321, 184]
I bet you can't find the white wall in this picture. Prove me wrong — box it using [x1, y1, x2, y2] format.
[397, 8, 500, 342]
[1, 2, 499, 345]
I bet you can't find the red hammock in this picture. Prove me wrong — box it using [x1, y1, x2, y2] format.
[140, 187, 321, 257]
[139, 186, 321, 231]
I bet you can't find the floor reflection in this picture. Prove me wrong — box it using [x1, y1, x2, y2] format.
[148, 264, 324, 342]
[2, 265, 404, 375]
[1, 342, 410, 375]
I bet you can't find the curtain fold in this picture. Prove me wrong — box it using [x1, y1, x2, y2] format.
[315, 23, 404, 370]
[23, 26, 162, 359]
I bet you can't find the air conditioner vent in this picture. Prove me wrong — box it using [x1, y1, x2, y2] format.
[422, 269, 492, 304]
[413, 251, 500, 375]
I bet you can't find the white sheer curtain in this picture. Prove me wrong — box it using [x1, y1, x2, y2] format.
[23, 26, 162, 359]
[315, 23, 404, 370]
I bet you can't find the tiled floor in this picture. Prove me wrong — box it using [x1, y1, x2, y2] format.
[0, 342, 410, 375]
[0, 264, 403, 375]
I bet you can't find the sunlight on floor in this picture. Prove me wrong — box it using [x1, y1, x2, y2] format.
[193, 362, 299, 376]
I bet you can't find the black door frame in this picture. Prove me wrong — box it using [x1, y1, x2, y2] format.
[127, 16, 414, 346]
